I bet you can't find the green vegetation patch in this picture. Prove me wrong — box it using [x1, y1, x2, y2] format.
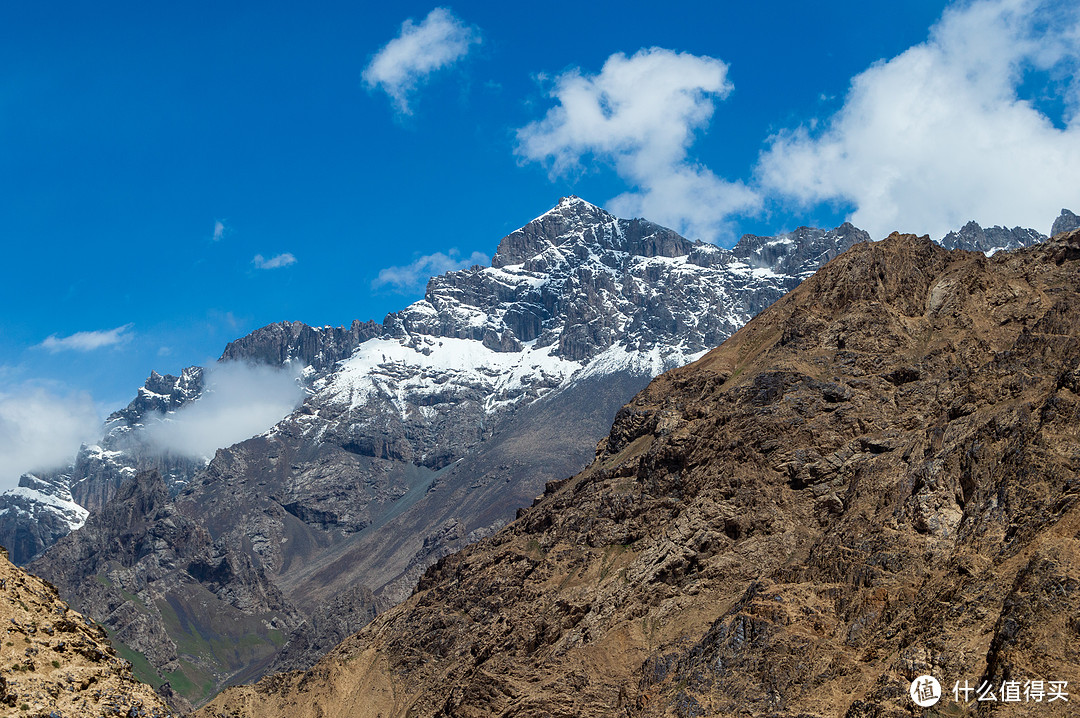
[104, 631, 163, 689]
[163, 659, 215, 703]
[153, 583, 289, 705]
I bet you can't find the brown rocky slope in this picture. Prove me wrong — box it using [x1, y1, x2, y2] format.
[0, 545, 173, 717]
[201, 231, 1080, 717]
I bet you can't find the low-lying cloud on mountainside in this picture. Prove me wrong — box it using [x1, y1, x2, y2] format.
[143, 361, 305, 460]
[0, 386, 101, 491]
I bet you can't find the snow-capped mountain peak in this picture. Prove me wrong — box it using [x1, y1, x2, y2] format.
[3, 199, 1060, 701]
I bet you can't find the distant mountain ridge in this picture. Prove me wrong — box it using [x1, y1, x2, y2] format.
[938, 220, 1046, 254]
[2, 199, 1067, 708]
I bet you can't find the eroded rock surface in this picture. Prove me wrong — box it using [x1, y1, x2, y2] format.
[0, 545, 173, 717]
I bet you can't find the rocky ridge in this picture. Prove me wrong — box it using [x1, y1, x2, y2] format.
[1052, 208, 1080, 236]
[12, 201, 1064, 708]
[202, 230, 1080, 718]
[0, 545, 173, 717]
[0, 369, 208, 566]
[938, 220, 1046, 254]
[0, 474, 88, 568]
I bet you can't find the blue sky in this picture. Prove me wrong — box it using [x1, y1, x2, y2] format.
[2, 0, 1079, 482]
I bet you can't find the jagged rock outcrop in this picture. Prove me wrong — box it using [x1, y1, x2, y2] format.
[109, 367, 205, 425]
[939, 219, 1045, 254]
[731, 221, 870, 279]
[202, 230, 1080, 718]
[219, 319, 383, 371]
[1052, 208, 1080, 236]
[0, 545, 173, 716]
[0, 369, 210, 566]
[73, 368, 211, 509]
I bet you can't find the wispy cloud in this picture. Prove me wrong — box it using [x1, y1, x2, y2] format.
[141, 362, 304, 460]
[363, 7, 481, 114]
[516, 47, 761, 243]
[372, 248, 489, 293]
[210, 310, 241, 332]
[212, 219, 226, 242]
[253, 252, 297, 270]
[0, 386, 101, 490]
[37, 324, 133, 353]
[757, 0, 1080, 239]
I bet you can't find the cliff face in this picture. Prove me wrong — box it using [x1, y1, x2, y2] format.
[28, 472, 297, 710]
[0, 546, 173, 717]
[202, 231, 1080, 718]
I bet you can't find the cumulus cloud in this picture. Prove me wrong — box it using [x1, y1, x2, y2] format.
[0, 387, 101, 490]
[142, 362, 305, 460]
[516, 47, 762, 242]
[758, 0, 1080, 239]
[363, 7, 481, 114]
[253, 252, 297, 270]
[372, 248, 489, 293]
[37, 324, 133, 353]
[212, 220, 226, 242]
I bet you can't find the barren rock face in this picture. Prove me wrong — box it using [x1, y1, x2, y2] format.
[0, 546, 173, 717]
[27, 471, 298, 712]
[202, 231, 1080, 718]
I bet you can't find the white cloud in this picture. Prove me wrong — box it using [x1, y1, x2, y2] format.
[37, 323, 133, 353]
[363, 7, 481, 114]
[757, 0, 1080, 239]
[516, 47, 762, 242]
[142, 362, 304, 460]
[253, 252, 297, 270]
[212, 219, 226, 242]
[0, 387, 101, 490]
[372, 248, 489, 293]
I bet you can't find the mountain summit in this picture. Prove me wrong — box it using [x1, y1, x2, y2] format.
[203, 229, 1080, 718]
[6, 199, 1054, 707]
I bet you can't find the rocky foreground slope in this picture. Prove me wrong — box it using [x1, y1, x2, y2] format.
[202, 230, 1080, 717]
[0, 546, 173, 717]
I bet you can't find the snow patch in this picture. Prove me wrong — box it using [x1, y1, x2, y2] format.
[0, 483, 89, 531]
